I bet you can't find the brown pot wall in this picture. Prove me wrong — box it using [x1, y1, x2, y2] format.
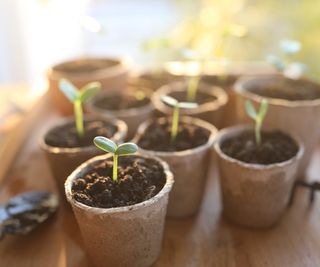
[152, 81, 228, 129]
[234, 75, 320, 178]
[65, 154, 174, 267]
[201, 74, 239, 128]
[133, 116, 217, 218]
[214, 125, 304, 228]
[47, 57, 130, 115]
[86, 88, 155, 140]
[40, 116, 127, 194]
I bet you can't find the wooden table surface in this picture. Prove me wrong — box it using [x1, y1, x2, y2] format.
[1, 95, 320, 267]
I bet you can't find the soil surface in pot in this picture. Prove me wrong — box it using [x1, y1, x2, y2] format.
[94, 92, 150, 111]
[45, 120, 117, 148]
[249, 78, 320, 101]
[137, 119, 210, 152]
[54, 59, 118, 73]
[221, 130, 299, 164]
[202, 75, 238, 89]
[167, 90, 217, 106]
[71, 156, 166, 208]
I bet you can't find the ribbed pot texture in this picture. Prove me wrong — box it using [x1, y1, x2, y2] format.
[133, 116, 217, 218]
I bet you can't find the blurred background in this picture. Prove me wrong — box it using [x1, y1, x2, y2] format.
[0, 0, 319, 183]
[1, 0, 320, 85]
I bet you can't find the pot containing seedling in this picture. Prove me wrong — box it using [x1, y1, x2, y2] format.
[47, 57, 129, 115]
[133, 95, 217, 218]
[41, 80, 127, 194]
[215, 99, 304, 228]
[86, 87, 154, 140]
[152, 75, 228, 128]
[151, 51, 228, 129]
[65, 137, 174, 267]
[235, 40, 320, 178]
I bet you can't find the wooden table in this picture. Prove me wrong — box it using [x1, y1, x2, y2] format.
[1, 93, 320, 267]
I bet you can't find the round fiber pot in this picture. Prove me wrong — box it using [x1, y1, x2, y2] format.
[133, 116, 217, 218]
[47, 57, 129, 115]
[40, 116, 127, 194]
[152, 81, 228, 129]
[214, 125, 304, 228]
[86, 88, 154, 140]
[65, 154, 174, 267]
[235, 75, 320, 178]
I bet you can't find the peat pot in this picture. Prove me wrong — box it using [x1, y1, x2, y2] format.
[40, 116, 127, 194]
[152, 81, 228, 129]
[86, 87, 154, 140]
[214, 125, 304, 228]
[47, 57, 130, 115]
[235, 75, 320, 178]
[65, 154, 174, 267]
[133, 116, 217, 218]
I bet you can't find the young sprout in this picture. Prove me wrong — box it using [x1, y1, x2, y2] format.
[266, 39, 306, 80]
[161, 95, 198, 141]
[187, 74, 201, 103]
[180, 49, 204, 102]
[93, 137, 138, 182]
[245, 99, 269, 145]
[59, 79, 101, 138]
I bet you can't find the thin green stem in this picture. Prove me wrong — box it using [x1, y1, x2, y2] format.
[74, 100, 84, 138]
[187, 75, 201, 102]
[113, 154, 118, 182]
[171, 105, 180, 141]
[255, 119, 261, 145]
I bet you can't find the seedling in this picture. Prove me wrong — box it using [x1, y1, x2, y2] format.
[59, 79, 101, 138]
[93, 137, 138, 182]
[245, 99, 268, 145]
[180, 49, 205, 103]
[266, 39, 306, 80]
[161, 95, 198, 141]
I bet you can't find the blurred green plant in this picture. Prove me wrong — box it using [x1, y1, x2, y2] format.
[161, 95, 198, 141]
[245, 99, 268, 145]
[59, 79, 101, 138]
[267, 39, 306, 79]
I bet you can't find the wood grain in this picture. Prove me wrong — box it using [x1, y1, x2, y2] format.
[0, 93, 320, 267]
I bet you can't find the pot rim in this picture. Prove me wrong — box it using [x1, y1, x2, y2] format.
[214, 125, 304, 170]
[47, 57, 130, 81]
[234, 74, 320, 107]
[40, 115, 127, 154]
[64, 154, 174, 214]
[86, 87, 154, 117]
[132, 116, 218, 157]
[152, 81, 228, 115]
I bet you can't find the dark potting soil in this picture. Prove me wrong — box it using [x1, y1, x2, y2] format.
[221, 130, 299, 164]
[249, 78, 320, 101]
[54, 59, 118, 73]
[45, 120, 117, 148]
[137, 119, 210, 152]
[72, 156, 166, 208]
[168, 90, 217, 106]
[94, 92, 150, 111]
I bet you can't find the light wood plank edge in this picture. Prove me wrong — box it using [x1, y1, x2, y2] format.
[0, 91, 49, 185]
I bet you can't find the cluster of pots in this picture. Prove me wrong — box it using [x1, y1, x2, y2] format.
[41, 57, 320, 267]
